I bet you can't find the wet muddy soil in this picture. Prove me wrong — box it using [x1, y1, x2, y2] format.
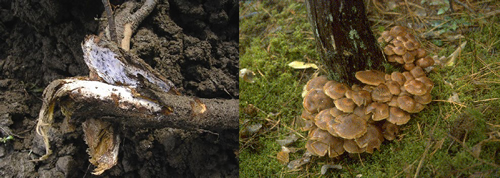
[0, 0, 238, 177]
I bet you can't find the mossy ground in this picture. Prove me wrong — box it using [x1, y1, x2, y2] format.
[239, 0, 500, 177]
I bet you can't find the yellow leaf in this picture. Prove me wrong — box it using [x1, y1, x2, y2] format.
[288, 61, 318, 69]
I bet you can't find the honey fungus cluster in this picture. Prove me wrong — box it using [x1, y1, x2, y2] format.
[301, 26, 434, 157]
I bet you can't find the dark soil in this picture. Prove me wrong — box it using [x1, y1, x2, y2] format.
[0, 0, 239, 177]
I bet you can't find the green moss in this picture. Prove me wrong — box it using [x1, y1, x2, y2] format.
[240, 1, 500, 177]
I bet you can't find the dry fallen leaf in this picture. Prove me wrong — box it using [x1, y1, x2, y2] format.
[276, 134, 298, 146]
[320, 164, 342, 175]
[288, 61, 318, 69]
[277, 146, 290, 164]
[445, 41, 467, 67]
[287, 152, 312, 169]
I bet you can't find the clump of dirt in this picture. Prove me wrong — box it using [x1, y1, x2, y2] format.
[0, 0, 238, 177]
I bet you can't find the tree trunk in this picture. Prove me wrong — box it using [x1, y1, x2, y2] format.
[306, 0, 384, 85]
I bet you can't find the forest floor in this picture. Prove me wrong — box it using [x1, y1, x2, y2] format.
[239, 0, 500, 177]
[0, 0, 238, 177]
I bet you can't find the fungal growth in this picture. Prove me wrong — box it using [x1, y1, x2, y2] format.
[301, 26, 434, 157]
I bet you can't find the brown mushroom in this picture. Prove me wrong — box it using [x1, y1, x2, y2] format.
[386, 81, 401, 95]
[403, 40, 418, 51]
[414, 91, 432, 104]
[354, 124, 384, 154]
[390, 26, 407, 37]
[329, 114, 367, 139]
[330, 107, 344, 117]
[306, 76, 328, 91]
[365, 102, 390, 121]
[410, 66, 425, 78]
[391, 72, 406, 86]
[383, 45, 395, 55]
[327, 137, 346, 158]
[404, 79, 427, 96]
[412, 103, 426, 113]
[397, 95, 416, 113]
[303, 89, 334, 113]
[324, 81, 349, 100]
[353, 106, 366, 118]
[334, 98, 356, 113]
[402, 71, 415, 81]
[355, 70, 386, 86]
[381, 31, 394, 43]
[343, 139, 366, 154]
[388, 97, 398, 107]
[351, 90, 372, 106]
[300, 119, 315, 131]
[308, 128, 332, 141]
[382, 121, 399, 141]
[415, 76, 434, 91]
[402, 52, 415, 64]
[415, 56, 435, 68]
[314, 109, 334, 130]
[387, 107, 411, 125]
[393, 46, 406, 56]
[403, 63, 416, 71]
[301, 109, 316, 120]
[306, 140, 328, 157]
[392, 39, 404, 48]
[371, 84, 393, 103]
[416, 48, 427, 58]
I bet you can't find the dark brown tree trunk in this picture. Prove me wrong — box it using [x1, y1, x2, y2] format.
[306, 0, 385, 85]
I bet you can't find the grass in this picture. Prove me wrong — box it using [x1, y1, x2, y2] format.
[239, 0, 500, 177]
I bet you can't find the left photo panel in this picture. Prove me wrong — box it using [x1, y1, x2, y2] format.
[0, 0, 239, 177]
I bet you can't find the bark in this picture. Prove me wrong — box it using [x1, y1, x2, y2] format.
[305, 0, 385, 85]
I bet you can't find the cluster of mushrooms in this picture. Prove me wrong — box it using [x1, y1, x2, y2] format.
[301, 26, 435, 157]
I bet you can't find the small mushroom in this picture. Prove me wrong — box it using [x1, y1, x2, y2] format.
[387, 107, 411, 125]
[403, 40, 418, 51]
[416, 48, 427, 58]
[397, 95, 416, 113]
[353, 106, 367, 118]
[391, 72, 406, 86]
[390, 26, 407, 37]
[392, 39, 404, 48]
[371, 84, 392, 102]
[355, 70, 386, 86]
[388, 97, 398, 107]
[415, 76, 434, 91]
[329, 107, 344, 117]
[327, 137, 346, 158]
[301, 109, 316, 120]
[402, 52, 415, 64]
[404, 79, 427, 96]
[308, 128, 332, 141]
[386, 81, 401, 95]
[365, 102, 389, 121]
[383, 45, 395, 55]
[402, 71, 415, 81]
[403, 63, 416, 71]
[330, 114, 367, 139]
[393, 46, 406, 56]
[415, 56, 434, 68]
[303, 89, 334, 113]
[412, 103, 426, 113]
[315, 109, 334, 130]
[351, 90, 372, 106]
[334, 98, 356, 113]
[410, 66, 425, 78]
[381, 31, 394, 42]
[414, 91, 432, 104]
[306, 140, 328, 157]
[354, 124, 384, 154]
[343, 139, 366, 154]
[324, 81, 349, 100]
[382, 121, 399, 141]
[306, 76, 328, 91]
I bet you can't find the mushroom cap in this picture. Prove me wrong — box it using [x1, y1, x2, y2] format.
[402, 52, 415, 64]
[324, 81, 348, 100]
[415, 56, 434, 68]
[393, 46, 407, 56]
[402, 71, 415, 81]
[397, 95, 416, 113]
[371, 84, 393, 103]
[353, 105, 367, 118]
[306, 140, 328, 157]
[392, 39, 404, 48]
[411, 103, 426, 113]
[308, 127, 332, 141]
[391, 72, 406, 86]
[410, 66, 425, 78]
[354, 124, 384, 154]
[306, 76, 328, 91]
[388, 97, 398, 107]
[414, 91, 432, 104]
[329, 114, 367, 139]
[404, 79, 427, 96]
[381, 31, 394, 42]
[327, 137, 346, 158]
[301, 109, 316, 120]
[403, 63, 416, 71]
[355, 70, 386, 86]
[416, 48, 427, 58]
[329, 107, 344, 117]
[303, 89, 334, 113]
[351, 90, 372, 106]
[334, 98, 356, 113]
[403, 40, 418, 51]
[390, 26, 407, 37]
[387, 55, 397, 63]
[343, 139, 366, 153]
[382, 121, 399, 141]
[415, 76, 434, 91]
[387, 107, 411, 125]
[365, 102, 389, 121]
[300, 119, 315, 131]
[315, 109, 334, 130]
[386, 81, 401, 95]
[383, 45, 395, 55]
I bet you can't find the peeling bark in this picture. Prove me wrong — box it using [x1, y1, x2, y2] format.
[306, 0, 384, 84]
